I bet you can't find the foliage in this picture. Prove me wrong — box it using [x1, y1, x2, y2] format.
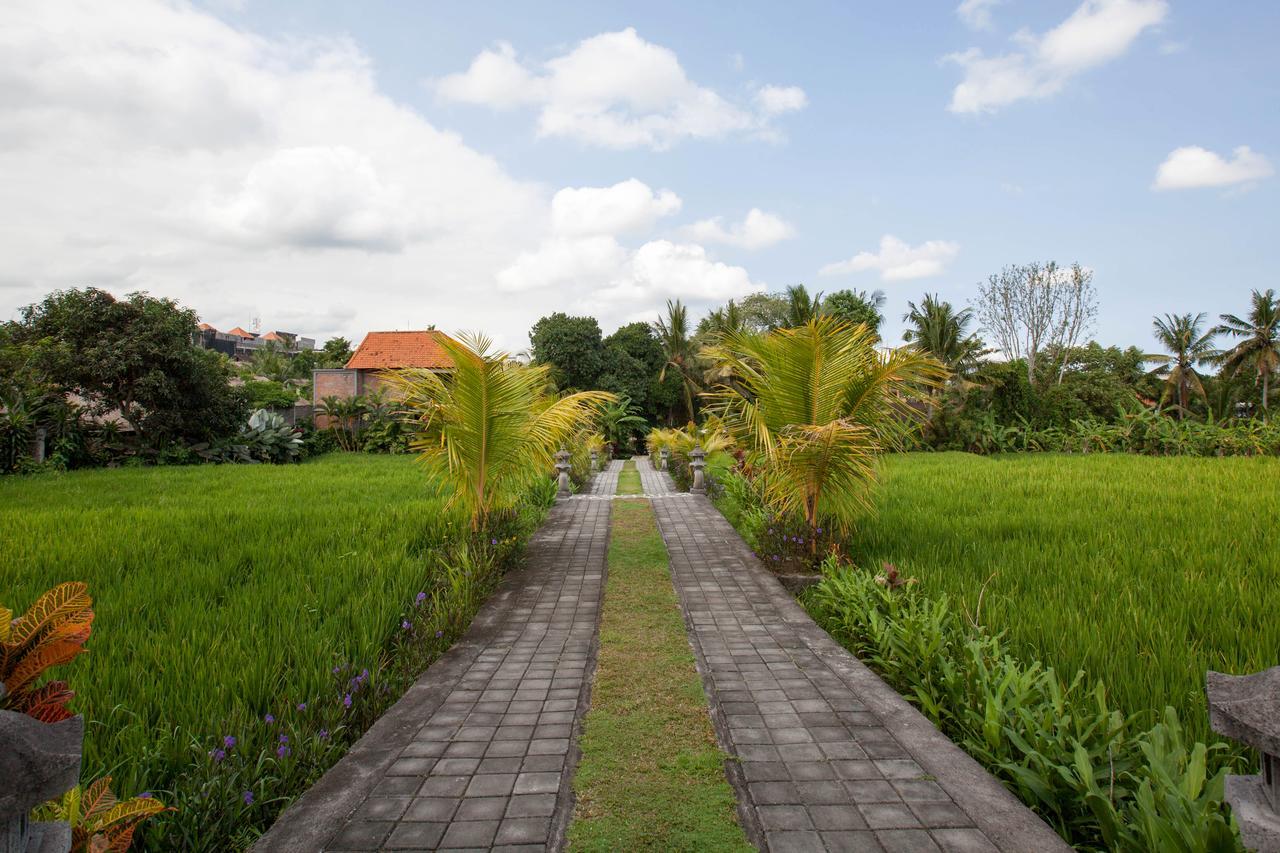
[702, 317, 944, 540]
[1215, 288, 1279, 417]
[320, 336, 354, 368]
[1, 582, 94, 723]
[653, 299, 700, 422]
[0, 455, 551, 849]
[822, 288, 886, 334]
[901, 293, 985, 382]
[598, 321, 675, 428]
[805, 563, 1241, 851]
[1149, 312, 1218, 417]
[598, 395, 647, 450]
[388, 332, 614, 529]
[529, 312, 605, 391]
[241, 378, 301, 411]
[5, 288, 248, 446]
[34, 777, 167, 853]
[782, 283, 823, 327]
[315, 394, 366, 452]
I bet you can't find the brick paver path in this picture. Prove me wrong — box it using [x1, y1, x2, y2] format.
[256, 468, 615, 852]
[634, 456, 1068, 853]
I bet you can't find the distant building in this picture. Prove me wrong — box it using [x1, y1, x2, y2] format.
[313, 330, 456, 425]
[194, 323, 316, 361]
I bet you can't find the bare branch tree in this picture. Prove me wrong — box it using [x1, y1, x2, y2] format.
[972, 262, 1097, 386]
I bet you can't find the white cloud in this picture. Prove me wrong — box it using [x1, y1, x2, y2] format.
[956, 0, 1003, 30]
[819, 235, 960, 281]
[754, 85, 808, 115]
[1153, 145, 1274, 190]
[0, 3, 772, 348]
[946, 0, 1168, 114]
[551, 179, 681, 238]
[433, 29, 806, 150]
[684, 208, 795, 250]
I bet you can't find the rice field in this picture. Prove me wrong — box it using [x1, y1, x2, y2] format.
[0, 454, 459, 795]
[849, 452, 1280, 744]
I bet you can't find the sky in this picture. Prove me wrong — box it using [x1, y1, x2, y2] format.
[2, 0, 1277, 353]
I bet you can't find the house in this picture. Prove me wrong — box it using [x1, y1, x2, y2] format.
[193, 323, 316, 361]
[312, 330, 456, 424]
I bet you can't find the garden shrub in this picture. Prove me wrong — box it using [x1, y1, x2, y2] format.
[804, 565, 1242, 852]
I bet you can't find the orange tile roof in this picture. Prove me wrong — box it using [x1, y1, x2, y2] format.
[260, 331, 285, 342]
[226, 326, 257, 339]
[198, 322, 216, 331]
[346, 330, 457, 370]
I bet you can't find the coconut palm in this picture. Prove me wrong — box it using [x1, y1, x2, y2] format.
[784, 284, 824, 327]
[653, 299, 700, 423]
[599, 395, 646, 448]
[1214, 289, 1280, 419]
[699, 299, 746, 340]
[386, 333, 614, 530]
[901, 294, 984, 381]
[702, 317, 944, 542]
[1147, 313, 1217, 418]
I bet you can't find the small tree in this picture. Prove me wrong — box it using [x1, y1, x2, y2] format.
[973, 262, 1097, 387]
[1148, 313, 1217, 418]
[1214, 288, 1279, 419]
[823, 289, 886, 334]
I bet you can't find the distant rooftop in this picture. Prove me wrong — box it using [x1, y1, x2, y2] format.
[346, 330, 456, 371]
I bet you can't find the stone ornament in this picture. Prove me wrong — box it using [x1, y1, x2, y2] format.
[1207, 666, 1280, 851]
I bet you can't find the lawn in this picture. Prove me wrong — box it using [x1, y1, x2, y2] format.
[0, 454, 460, 802]
[845, 451, 1280, 744]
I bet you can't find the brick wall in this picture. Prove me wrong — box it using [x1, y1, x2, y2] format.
[312, 369, 357, 428]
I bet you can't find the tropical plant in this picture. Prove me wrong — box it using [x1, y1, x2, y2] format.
[823, 288, 886, 333]
[386, 333, 614, 529]
[34, 777, 167, 853]
[783, 284, 824, 328]
[1147, 313, 1218, 418]
[598, 395, 646, 449]
[1215, 288, 1280, 419]
[1, 582, 94, 722]
[652, 299, 701, 422]
[901, 294, 985, 383]
[316, 395, 367, 452]
[702, 317, 945, 544]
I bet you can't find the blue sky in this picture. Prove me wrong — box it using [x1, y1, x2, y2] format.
[3, 0, 1277, 351]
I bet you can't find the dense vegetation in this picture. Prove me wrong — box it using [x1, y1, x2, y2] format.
[0, 454, 553, 849]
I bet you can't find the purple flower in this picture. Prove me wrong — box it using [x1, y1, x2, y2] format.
[343, 693, 352, 709]
[278, 733, 289, 743]
[264, 714, 275, 724]
[816, 527, 823, 534]
[332, 665, 341, 674]
[434, 630, 443, 638]
[243, 791, 254, 805]
[139, 792, 152, 799]
[223, 735, 236, 749]
[415, 591, 426, 604]
[402, 620, 412, 630]
[210, 748, 226, 762]
[276, 745, 290, 758]
[297, 702, 306, 711]
[491, 538, 498, 545]
[772, 555, 780, 561]
[318, 728, 329, 739]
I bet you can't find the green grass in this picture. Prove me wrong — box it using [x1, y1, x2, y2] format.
[845, 451, 1280, 744]
[569, 463, 750, 852]
[0, 454, 463, 795]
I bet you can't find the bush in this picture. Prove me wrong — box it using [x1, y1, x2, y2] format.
[804, 565, 1241, 852]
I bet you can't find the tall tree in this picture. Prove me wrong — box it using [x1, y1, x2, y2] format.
[652, 300, 700, 423]
[783, 284, 823, 327]
[902, 294, 985, 381]
[972, 262, 1097, 387]
[1214, 288, 1280, 418]
[528, 312, 604, 391]
[823, 289, 886, 334]
[321, 336, 354, 367]
[1147, 313, 1217, 418]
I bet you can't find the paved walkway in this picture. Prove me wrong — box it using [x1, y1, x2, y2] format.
[635, 456, 1068, 853]
[256, 468, 616, 852]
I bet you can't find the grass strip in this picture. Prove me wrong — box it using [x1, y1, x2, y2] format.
[569, 461, 750, 852]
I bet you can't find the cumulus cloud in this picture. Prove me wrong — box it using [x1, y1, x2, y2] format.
[433, 28, 806, 150]
[683, 208, 795, 250]
[946, 0, 1167, 114]
[1153, 145, 1274, 191]
[551, 179, 681, 238]
[819, 235, 960, 281]
[956, 0, 1003, 31]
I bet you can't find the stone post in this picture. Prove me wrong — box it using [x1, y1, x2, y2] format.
[555, 447, 572, 499]
[689, 445, 707, 495]
[1206, 666, 1280, 851]
[659, 448, 668, 470]
[590, 449, 599, 473]
[28, 428, 46, 466]
[1, 683, 82, 853]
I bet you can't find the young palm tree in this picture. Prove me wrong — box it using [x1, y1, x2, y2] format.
[1147, 313, 1217, 418]
[783, 284, 824, 328]
[1215, 289, 1280, 419]
[901, 294, 984, 381]
[599, 395, 646, 448]
[702, 317, 944, 542]
[699, 299, 746, 340]
[386, 333, 614, 530]
[653, 299, 700, 423]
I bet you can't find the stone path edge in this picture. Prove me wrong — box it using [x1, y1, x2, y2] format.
[253, 474, 612, 853]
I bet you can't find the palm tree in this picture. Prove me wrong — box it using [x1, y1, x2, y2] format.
[783, 284, 823, 327]
[702, 317, 944, 544]
[901, 294, 984, 381]
[386, 333, 614, 530]
[653, 299, 700, 423]
[599, 395, 646, 448]
[1215, 289, 1280, 419]
[699, 299, 746, 340]
[1147, 313, 1217, 418]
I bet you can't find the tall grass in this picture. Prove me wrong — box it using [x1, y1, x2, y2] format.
[0, 455, 481, 844]
[842, 452, 1280, 746]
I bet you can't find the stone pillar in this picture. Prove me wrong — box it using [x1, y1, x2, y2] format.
[0, 685, 82, 853]
[590, 450, 599, 473]
[659, 448, 668, 470]
[555, 447, 572, 499]
[1206, 666, 1280, 851]
[690, 445, 707, 495]
[28, 428, 46, 466]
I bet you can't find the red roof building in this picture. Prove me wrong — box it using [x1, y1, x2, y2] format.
[225, 326, 257, 339]
[345, 330, 456, 371]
